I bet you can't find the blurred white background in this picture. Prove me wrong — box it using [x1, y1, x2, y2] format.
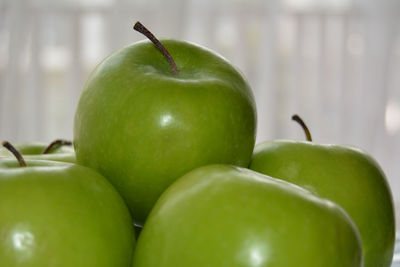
[0, 0, 399, 230]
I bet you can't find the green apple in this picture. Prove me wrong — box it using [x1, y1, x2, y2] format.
[0, 142, 135, 266]
[132, 164, 363, 267]
[249, 115, 395, 267]
[73, 22, 257, 224]
[0, 140, 76, 164]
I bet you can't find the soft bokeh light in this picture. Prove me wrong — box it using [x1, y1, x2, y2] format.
[386, 100, 400, 135]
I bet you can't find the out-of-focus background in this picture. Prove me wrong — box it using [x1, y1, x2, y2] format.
[0, 0, 399, 230]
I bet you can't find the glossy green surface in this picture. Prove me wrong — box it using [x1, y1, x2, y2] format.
[74, 39, 257, 224]
[133, 164, 363, 267]
[0, 159, 135, 266]
[0, 142, 76, 164]
[249, 140, 396, 267]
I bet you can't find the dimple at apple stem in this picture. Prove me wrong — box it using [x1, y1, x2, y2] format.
[2, 141, 27, 167]
[42, 139, 72, 154]
[291, 114, 312, 142]
[133, 21, 178, 75]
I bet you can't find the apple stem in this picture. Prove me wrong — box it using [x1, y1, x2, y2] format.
[42, 139, 72, 154]
[2, 141, 27, 167]
[133, 21, 178, 75]
[292, 114, 312, 142]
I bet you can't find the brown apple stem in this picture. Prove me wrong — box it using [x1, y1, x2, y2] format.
[292, 114, 312, 142]
[2, 141, 26, 167]
[133, 21, 178, 75]
[42, 139, 72, 154]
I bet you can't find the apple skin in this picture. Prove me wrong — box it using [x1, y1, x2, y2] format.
[0, 142, 76, 164]
[0, 159, 135, 266]
[132, 164, 363, 267]
[249, 140, 395, 267]
[73, 39, 257, 224]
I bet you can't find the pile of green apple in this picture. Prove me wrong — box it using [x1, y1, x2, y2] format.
[0, 21, 395, 266]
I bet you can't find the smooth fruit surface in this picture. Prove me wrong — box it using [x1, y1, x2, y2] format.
[133, 164, 363, 267]
[0, 159, 135, 266]
[74, 39, 257, 224]
[250, 140, 395, 267]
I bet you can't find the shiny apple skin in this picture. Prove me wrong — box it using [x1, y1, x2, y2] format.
[132, 164, 363, 267]
[0, 159, 135, 266]
[249, 140, 395, 267]
[0, 142, 76, 164]
[73, 39, 257, 224]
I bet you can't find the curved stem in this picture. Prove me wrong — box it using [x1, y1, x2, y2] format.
[292, 114, 312, 142]
[133, 21, 178, 75]
[2, 141, 26, 167]
[42, 139, 72, 154]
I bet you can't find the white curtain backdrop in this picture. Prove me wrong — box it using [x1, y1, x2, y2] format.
[0, 0, 399, 228]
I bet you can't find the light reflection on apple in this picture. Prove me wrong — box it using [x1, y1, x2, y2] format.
[236, 237, 269, 267]
[12, 231, 34, 251]
[249, 245, 267, 266]
[160, 113, 174, 127]
[10, 225, 35, 262]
